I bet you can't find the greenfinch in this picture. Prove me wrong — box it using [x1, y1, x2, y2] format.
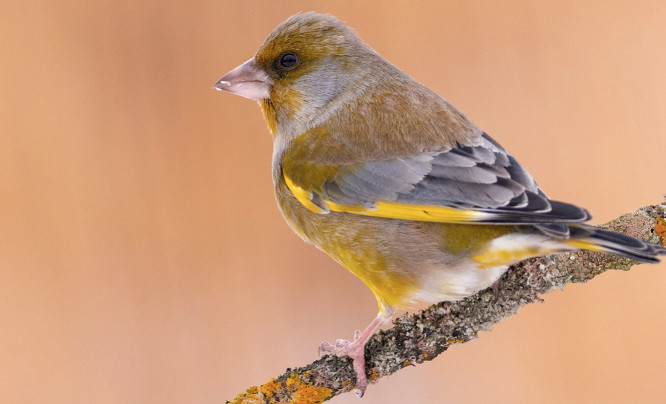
[215, 12, 665, 395]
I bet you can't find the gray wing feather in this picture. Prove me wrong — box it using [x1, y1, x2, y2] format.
[429, 164, 507, 183]
[404, 177, 523, 207]
[321, 132, 590, 228]
[330, 155, 432, 204]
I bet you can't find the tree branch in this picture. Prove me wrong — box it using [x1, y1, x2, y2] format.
[228, 202, 666, 404]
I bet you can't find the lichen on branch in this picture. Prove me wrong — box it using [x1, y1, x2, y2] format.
[228, 203, 666, 404]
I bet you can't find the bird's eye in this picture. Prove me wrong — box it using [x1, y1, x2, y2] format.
[278, 52, 298, 69]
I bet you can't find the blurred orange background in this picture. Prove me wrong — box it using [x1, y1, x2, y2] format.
[1, 1, 665, 403]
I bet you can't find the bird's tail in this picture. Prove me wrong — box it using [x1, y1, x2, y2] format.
[566, 225, 666, 263]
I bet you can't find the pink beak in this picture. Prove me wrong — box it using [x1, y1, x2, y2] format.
[213, 58, 273, 101]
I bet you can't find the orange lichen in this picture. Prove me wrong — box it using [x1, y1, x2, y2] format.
[286, 373, 333, 404]
[402, 361, 412, 367]
[446, 338, 465, 344]
[285, 375, 297, 389]
[423, 353, 429, 358]
[370, 371, 378, 380]
[229, 373, 332, 404]
[260, 379, 282, 398]
[228, 385, 261, 404]
[654, 215, 666, 246]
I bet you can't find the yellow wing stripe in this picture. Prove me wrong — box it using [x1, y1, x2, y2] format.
[473, 240, 609, 269]
[283, 175, 326, 214]
[328, 200, 489, 222]
[563, 240, 606, 252]
[284, 173, 490, 222]
[473, 247, 558, 268]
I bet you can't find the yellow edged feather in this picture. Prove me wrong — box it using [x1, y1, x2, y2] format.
[284, 172, 491, 222]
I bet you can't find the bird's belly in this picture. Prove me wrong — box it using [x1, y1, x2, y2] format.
[275, 179, 512, 312]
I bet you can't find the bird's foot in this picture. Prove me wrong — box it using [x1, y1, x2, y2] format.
[317, 312, 392, 397]
[319, 330, 369, 397]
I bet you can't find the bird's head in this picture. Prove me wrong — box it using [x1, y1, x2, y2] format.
[214, 12, 380, 135]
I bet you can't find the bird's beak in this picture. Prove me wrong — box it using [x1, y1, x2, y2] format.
[213, 58, 273, 101]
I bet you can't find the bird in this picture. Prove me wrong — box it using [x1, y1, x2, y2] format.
[214, 12, 665, 396]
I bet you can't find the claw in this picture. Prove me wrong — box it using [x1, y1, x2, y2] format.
[316, 311, 394, 397]
[355, 387, 364, 398]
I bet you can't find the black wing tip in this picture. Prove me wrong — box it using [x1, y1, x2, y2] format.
[572, 226, 666, 263]
[601, 245, 664, 263]
[479, 200, 591, 225]
[548, 200, 592, 222]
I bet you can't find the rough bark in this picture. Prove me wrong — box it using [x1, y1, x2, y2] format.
[227, 202, 666, 404]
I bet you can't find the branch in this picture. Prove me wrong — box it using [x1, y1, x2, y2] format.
[228, 202, 666, 404]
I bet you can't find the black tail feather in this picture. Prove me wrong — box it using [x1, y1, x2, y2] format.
[569, 225, 666, 263]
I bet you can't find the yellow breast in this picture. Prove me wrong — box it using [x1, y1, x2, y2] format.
[275, 177, 419, 315]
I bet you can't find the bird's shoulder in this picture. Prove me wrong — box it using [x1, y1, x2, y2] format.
[283, 79, 483, 169]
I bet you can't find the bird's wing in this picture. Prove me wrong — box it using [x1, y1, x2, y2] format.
[281, 132, 590, 229]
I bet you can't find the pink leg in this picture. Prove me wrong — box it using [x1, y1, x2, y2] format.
[318, 310, 394, 397]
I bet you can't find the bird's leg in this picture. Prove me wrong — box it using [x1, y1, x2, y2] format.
[318, 310, 394, 397]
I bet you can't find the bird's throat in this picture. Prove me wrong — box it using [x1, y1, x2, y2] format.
[260, 98, 278, 137]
